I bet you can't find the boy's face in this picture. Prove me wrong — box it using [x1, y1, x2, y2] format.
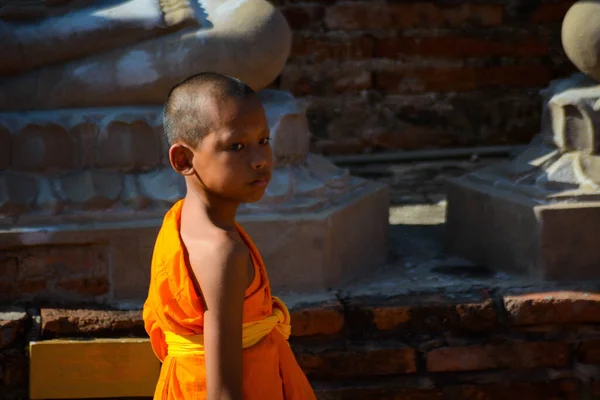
[188, 95, 272, 204]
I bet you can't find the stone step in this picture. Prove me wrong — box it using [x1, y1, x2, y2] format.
[4, 289, 600, 398]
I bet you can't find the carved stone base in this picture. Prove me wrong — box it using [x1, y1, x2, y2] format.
[445, 73, 600, 281]
[446, 176, 600, 280]
[0, 89, 390, 302]
[240, 181, 389, 293]
[0, 181, 388, 304]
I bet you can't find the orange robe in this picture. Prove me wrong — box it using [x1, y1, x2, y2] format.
[143, 200, 316, 400]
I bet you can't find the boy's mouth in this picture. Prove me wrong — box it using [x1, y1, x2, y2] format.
[251, 176, 270, 187]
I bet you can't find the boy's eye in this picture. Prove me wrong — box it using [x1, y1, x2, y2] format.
[260, 137, 271, 145]
[229, 143, 244, 151]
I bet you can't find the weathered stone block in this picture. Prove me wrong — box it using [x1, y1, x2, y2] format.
[239, 181, 389, 292]
[0, 181, 387, 304]
[446, 177, 600, 280]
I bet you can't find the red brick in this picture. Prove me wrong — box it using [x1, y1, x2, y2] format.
[368, 126, 451, 151]
[0, 257, 17, 281]
[448, 380, 578, 400]
[280, 63, 372, 96]
[325, 3, 503, 30]
[0, 124, 11, 170]
[375, 65, 552, 93]
[13, 245, 108, 280]
[40, 308, 144, 338]
[348, 294, 497, 334]
[281, 5, 323, 30]
[56, 276, 109, 296]
[578, 339, 600, 364]
[0, 348, 28, 387]
[296, 346, 416, 377]
[16, 279, 47, 294]
[530, 1, 576, 23]
[291, 34, 374, 62]
[313, 138, 367, 155]
[316, 384, 444, 400]
[375, 36, 549, 59]
[17, 254, 50, 280]
[333, 69, 372, 93]
[371, 306, 411, 331]
[504, 291, 600, 325]
[290, 303, 344, 337]
[0, 281, 15, 301]
[427, 342, 569, 372]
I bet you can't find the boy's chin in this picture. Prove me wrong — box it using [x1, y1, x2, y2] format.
[241, 189, 268, 204]
[242, 194, 266, 204]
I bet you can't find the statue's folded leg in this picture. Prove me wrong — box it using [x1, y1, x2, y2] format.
[0, 0, 290, 110]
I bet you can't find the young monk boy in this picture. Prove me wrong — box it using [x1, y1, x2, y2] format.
[142, 72, 316, 400]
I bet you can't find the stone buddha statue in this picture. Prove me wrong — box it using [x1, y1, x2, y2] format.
[467, 0, 600, 201]
[0, 0, 290, 109]
[444, 0, 600, 281]
[0, 0, 389, 296]
[0, 0, 365, 223]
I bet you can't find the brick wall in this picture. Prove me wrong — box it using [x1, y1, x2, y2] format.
[4, 290, 600, 399]
[0, 245, 111, 306]
[270, 0, 579, 155]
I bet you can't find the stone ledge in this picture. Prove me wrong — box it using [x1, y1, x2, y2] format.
[13, 286, 600, 399]
[38, 294, 346, 339]
[40, 309, 145, 339]
[342, 291, 498, 336]
[35, 289, 600, 340]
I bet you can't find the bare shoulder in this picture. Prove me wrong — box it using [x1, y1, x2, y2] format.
[185, 231, 249, 299]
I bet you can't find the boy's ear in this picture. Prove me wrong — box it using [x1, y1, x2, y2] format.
[169, 144, 195, 176]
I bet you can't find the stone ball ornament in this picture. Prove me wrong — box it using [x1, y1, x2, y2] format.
[562, 0, 600, 81]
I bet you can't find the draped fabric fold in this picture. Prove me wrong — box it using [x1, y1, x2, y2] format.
[143, 200, 315, 400]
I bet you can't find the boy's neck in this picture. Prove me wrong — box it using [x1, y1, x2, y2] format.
[182, 185, 239, 232]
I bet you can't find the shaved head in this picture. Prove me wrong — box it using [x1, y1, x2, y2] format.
[163, 72, 255, 147]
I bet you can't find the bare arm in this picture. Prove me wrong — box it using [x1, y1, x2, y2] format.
[189, 240, 248, 400]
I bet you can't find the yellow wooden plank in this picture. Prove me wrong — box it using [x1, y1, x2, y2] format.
[29, 338, 160, 399]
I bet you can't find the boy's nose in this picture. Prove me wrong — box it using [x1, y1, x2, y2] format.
[251, 150, 271, 170]
[252, 157, 270, 170]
